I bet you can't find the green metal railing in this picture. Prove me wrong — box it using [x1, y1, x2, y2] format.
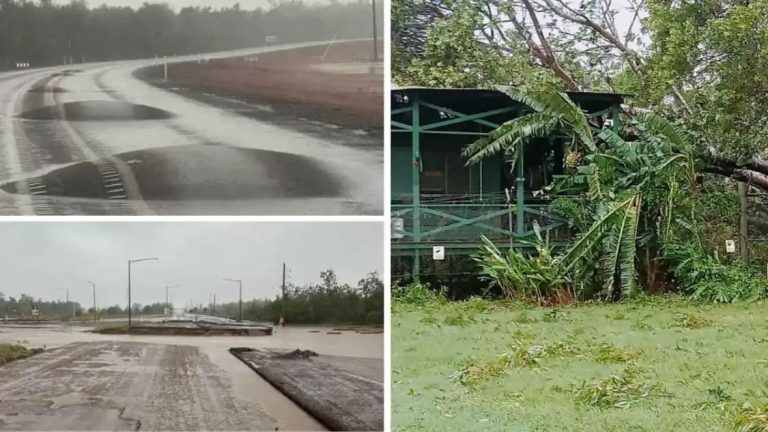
[391, 203, 570, 247]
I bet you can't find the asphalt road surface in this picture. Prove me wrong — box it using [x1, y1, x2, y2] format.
[0, 325, 383, 431]
[0, 41, 382, 215]
[0, 341, 279, 430]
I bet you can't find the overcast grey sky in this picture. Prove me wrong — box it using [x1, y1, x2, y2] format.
[0, 222, 382, 309]
[52, 0, 336, 10]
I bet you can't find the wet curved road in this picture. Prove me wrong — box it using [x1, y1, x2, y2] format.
[0, 42, 382, 215]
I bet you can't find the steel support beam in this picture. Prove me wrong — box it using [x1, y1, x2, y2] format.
[411, 96, 421, 278]
[516, 145, 525, 239]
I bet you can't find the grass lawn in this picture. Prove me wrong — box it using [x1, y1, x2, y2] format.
[392, 296, 768, 431]
[0, 342, 36, 365]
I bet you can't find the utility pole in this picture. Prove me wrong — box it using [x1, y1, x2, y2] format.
[281, 263, 286, 324]
[164, 285, 178, 315]
[371, 0, 378, 61]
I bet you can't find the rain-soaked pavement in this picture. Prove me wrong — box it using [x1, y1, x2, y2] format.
[0, 42, 383, 215]
[0, 324, 383, 431]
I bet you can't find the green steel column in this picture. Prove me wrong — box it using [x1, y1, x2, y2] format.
[412, 97, 421, 277]
[516, 144, 525, 239]
[612, 103, 621, 133]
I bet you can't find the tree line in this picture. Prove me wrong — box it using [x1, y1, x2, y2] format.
[0, 292, 173, 319]
[0, 0, 381, 69]
[211, 270, 384, 325]
[2, 270, 383, 324]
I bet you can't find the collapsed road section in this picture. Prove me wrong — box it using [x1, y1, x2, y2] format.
[230, 347, 383, 431]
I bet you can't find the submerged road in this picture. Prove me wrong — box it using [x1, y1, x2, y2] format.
[0, 42, 382, 215]
[0, 325, 383, 430]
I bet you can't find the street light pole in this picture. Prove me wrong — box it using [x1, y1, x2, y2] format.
[223, 278, 243, 322]
[59, 288, 73, 320]
[128, 257, 159, 330]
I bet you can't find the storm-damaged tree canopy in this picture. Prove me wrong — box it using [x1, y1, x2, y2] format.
[392, 0, 768, 190]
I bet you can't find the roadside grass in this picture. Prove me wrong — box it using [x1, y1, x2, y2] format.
[0, 343, 37, 365]
[392, 296, 768, 431]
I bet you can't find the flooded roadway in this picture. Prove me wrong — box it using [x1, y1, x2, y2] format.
[0, 41, 383, 215]
[0, 324, 383, 430]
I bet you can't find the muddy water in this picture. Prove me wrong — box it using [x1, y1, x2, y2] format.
[0, 325, 382, 358]
[0, 325, 382, 430]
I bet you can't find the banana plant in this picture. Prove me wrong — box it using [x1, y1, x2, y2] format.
[468, 86, 696, 299]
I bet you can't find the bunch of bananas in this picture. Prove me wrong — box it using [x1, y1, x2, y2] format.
[565, 151, 583, 168]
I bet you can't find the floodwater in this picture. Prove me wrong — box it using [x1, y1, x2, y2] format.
[0, 41, 383, 215]
[0, 323, 383, 358]
[0, 324, 382, 431]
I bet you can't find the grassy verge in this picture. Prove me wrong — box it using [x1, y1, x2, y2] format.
[393, 296, 768, 431]
[0, 343, 38, 365]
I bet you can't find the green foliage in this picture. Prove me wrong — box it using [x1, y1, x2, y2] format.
[672, 312, 711, 329]
[551, 197, 591, 231]
[0, 343, 33, 364]
[393, 0, 558, 88]
[574, 368, 669, 409]
[646, 0, 768, 161]
[467, 87, 756, 303]
[392, 281, 447, 307]
[473, 226, 569, 303]
[593, 343, 640, 364]
[732, 400, 768, 432]
[665, 241, 768, 303]
[232, 270, 383, 325]
[454, 353, 513, 386]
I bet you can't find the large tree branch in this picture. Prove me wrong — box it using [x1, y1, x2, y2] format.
[701, 165, 768, 192]
[518, 0, 582, 90]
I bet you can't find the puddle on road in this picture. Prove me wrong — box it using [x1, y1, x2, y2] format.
[0, 144, 345, 200]
[18, 100, 174, 121]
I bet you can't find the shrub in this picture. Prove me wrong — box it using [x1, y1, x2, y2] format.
[392, 281, 447, 307]
[473, 229, 571, 303]
[665, 241, 768, 303]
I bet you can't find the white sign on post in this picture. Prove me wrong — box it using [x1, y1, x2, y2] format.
[31, 307, 39, 317]
[392, 217, 404, 239]
[725, 239, 736, 254]
[433, 246, 445, 260]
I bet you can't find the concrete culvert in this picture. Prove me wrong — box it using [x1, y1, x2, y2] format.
[18, 100, 173, 121]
